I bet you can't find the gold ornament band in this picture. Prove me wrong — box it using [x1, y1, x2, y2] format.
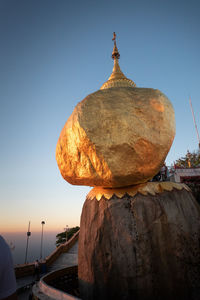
[87, 182, 190, 201]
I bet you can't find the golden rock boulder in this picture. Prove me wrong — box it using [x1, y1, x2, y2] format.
[56, 86, 175, 187]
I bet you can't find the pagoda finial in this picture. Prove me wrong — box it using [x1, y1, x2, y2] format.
[100, 33, 136, 89]
[112, 32, 120, 59]
[112, 32, 116, 44]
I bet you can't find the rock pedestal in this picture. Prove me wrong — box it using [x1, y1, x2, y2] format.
[78, 183, 200, 300]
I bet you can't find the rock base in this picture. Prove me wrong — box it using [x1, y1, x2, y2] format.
[78, 183, 200, 300]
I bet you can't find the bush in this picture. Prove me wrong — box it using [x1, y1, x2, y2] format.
[56, 226, 80, 247]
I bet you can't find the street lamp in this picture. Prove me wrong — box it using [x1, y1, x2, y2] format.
[24, 221, 31, 264]
[64, 225, 69, 242]
[40, 221, 45, 260]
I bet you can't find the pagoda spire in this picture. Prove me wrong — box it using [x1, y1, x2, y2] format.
[100, 33, 136, 89]
[112, 32, 120, 59]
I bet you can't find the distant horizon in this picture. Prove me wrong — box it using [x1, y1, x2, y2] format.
[2, 231, 58, 265]
[1, 224, 80, 234]
[1, 228, 79, 234]
[1, 229, 65, 234]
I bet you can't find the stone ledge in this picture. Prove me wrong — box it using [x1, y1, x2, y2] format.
[33, 266, 80, 300]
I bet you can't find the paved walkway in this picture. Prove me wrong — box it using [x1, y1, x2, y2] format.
[17, 241, 78, 299]
[17, 275, 35, 300]
[48, 242, 78, 272]
[17, 275, 35, 289]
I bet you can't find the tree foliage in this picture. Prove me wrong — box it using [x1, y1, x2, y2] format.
[174, 149, 200, 204]
[175, 150, 200, 168]
[56, 226, 80, 247]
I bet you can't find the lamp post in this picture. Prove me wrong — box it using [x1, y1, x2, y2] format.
[64, 225, 69, 242]
[40, 221, 45, 260]
[24, 221, 31, 264]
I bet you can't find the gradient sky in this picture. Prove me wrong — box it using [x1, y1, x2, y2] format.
[1, 0, 200, 232]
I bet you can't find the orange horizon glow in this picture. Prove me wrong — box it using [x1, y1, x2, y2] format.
[1, 222, 80, 234]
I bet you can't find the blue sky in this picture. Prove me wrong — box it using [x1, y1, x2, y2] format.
[0, 0, 200, 232]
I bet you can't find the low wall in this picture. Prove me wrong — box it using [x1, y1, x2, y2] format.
[15, 262, 35, 278]
[174, 167, 200, 182]
[45, 230, 79, 267]
[43, 265, 78, 285]
[15, 230, 79, 279]
[33, 266, 80, 300]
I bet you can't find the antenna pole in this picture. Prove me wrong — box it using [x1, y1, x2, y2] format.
[189, 97, 200, 149]
[40, 221, 45, 260]
[24, 221, 31, 264]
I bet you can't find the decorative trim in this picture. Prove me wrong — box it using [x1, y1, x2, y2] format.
[87, 182, 191, 201]
[100, 78, 136, 89]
